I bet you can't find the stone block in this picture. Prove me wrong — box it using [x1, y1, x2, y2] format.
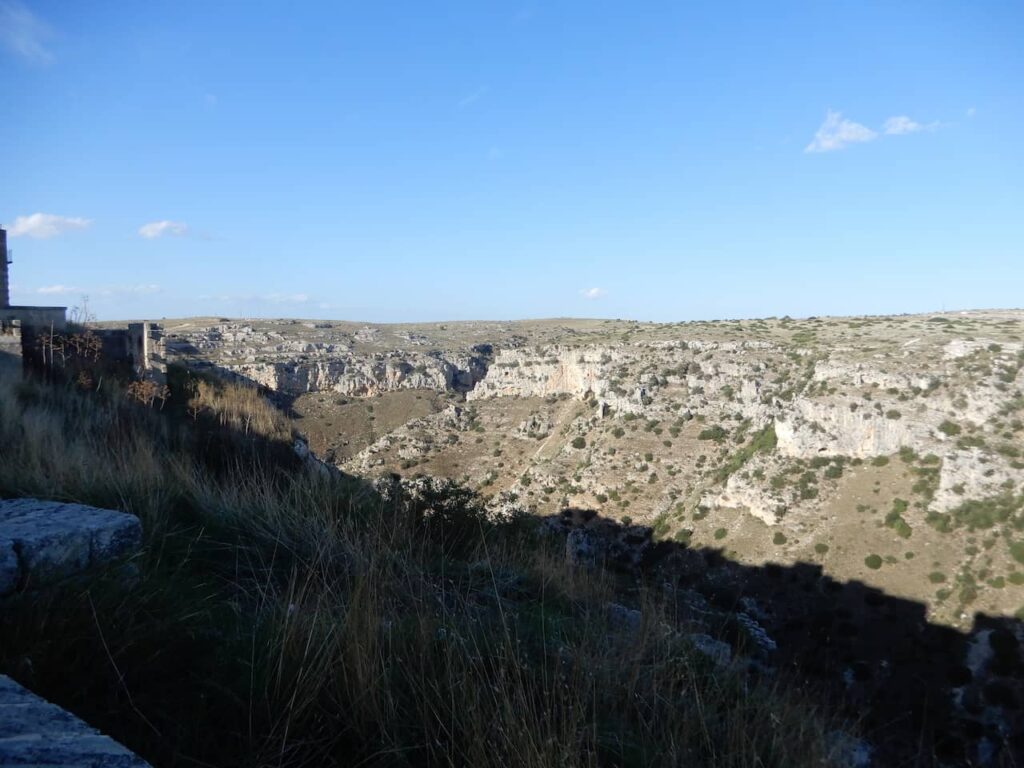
[0, 538, 17, 594]
[0, 675, 151, 766]
[0, 499, 142, 593]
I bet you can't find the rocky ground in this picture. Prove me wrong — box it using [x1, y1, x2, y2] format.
[160, 311, 1024, 628]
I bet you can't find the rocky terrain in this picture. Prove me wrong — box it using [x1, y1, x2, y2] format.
[161, 311, 1024, 627]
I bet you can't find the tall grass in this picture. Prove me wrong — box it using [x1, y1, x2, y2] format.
[0, 369, 846, 767]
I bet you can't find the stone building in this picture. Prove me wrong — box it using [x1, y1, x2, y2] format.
[0, 225, 165, 382]
[0, 226, 68, 331]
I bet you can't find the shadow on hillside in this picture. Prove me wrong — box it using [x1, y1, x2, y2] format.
[541, 508, 1024, 766]
[171, 358, 310, 419]
[137, 361, 1024, 765]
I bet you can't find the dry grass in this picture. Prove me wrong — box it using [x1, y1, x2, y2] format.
[0, 368, 848, 767]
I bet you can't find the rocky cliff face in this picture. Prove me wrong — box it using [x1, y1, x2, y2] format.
[164, 314, 1024, 626]
[167, 322, 490, 397]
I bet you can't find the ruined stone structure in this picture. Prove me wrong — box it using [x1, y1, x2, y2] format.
[0, 227, 68, 332]
[94, 322, 168, 383]
[0, 226, 7, 309]
[0, 226, 166, 382]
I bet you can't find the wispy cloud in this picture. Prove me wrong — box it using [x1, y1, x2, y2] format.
[883, 115, 938, 135]
[199, 292, 310, 305]
[98, 284, 162, 296]
[806, 110, 945, 153]
[33, 284, 160, 299]
[804, 111, 877, 153]
[265, 292, 309, 304]
[457, 86, 489, 109]
[966, 106, 976, 118]
[580, 287, 607, 300]
[0, 1, 52, 63]
[139, 220, 189, 239]
[8, 213, 91, 239]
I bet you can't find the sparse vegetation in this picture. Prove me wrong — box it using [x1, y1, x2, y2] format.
[938, 420, 962, 437]
[0, 368, 845, 768]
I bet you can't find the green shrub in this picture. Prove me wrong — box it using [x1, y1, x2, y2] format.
[712, 424, 777, 484]
[673, 528, 694, 544]
[950, 494, 1023, 530]
[864, 554, 883, 570]
[571, 436, 586, 449]
[1010, 541, 1024, 565]
[938, 420, 962, 437]
[698, 425, 728, 442]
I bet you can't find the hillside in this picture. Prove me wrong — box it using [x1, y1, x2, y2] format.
[160, 311, 1024, 628]
[5, 310, 1020, 765]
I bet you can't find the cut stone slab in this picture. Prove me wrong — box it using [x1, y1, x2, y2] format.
[0, 499, 142, 595]
[0, 539, 17, 595]
[0, 674, 151, 766]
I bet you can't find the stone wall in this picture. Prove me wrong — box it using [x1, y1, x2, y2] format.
[0, 226, 8, 308]
[0, 305, 67, 331]
[0, 319, 20, 365]
[92, 322, 167, 384]
[18, 322, 167, 385]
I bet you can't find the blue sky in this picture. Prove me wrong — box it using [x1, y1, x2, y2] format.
[2, 1, 1022, 322]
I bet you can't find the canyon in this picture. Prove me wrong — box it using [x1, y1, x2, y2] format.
[161, 311, 1024, 627]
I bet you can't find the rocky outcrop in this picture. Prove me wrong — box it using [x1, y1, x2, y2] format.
[468, 347, 613, 400]
[219, 354, 464, 397]
[775, 398, 932, 458]
[0, 499, 142, 595]
[167, 322, 491, 397]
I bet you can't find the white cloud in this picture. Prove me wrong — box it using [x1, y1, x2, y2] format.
[8, 213, 91, 239]
[580, 287, 606, 300]
[98, 284, 161, 296]
[966, 107, 976, 118]
[883, 116, 923, 135]
[37, 284, 82, 295]
[138, 220, 189, 239]
[0, 1, 52, 63]
[804, 110, 878, 153]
